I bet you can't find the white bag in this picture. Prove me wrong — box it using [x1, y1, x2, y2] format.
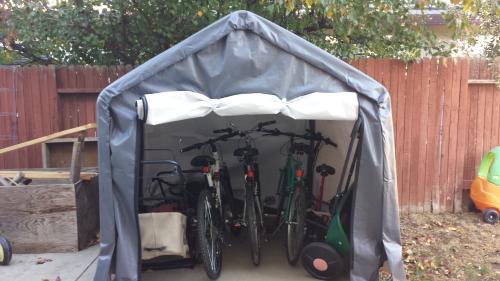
[139, 212, 189, 260]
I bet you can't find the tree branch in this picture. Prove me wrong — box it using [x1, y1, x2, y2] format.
[2, 39, 54, 64]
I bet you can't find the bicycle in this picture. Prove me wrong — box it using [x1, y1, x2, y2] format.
[261, 127, 337, 266]
[180, 130, 240, 280]
[213, 120, 276, 266]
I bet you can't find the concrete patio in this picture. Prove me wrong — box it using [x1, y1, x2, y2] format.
[2, 237, 348, 281]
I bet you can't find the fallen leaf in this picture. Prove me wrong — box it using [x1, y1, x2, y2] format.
[36, 257, 53, 265]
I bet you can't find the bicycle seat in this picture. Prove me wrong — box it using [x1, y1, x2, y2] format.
[190, 155, 215, 167]
[316, 164, 335, 177]
[233, 147, 258, 158]
[290, 143, 311, 155]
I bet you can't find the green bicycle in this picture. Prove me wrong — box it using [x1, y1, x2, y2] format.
[262, 128, 336, 265]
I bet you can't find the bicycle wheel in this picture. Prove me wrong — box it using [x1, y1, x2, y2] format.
[0, 235, 12, 266]
[246, 182, 261, 266]
[274, 171, 287, 228]
[197, 189, 222, 279]
[286, 183, 307, 265]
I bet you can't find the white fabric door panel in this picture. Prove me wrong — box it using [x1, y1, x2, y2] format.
[138, 91, 358, 125]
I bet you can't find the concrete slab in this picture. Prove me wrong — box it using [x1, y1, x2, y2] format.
[141, 236, 348, 281]
[2, 236, 349, 281]
[1, 245, 99, 281]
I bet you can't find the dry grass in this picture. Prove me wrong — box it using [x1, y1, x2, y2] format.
[380, 212, 500, 281]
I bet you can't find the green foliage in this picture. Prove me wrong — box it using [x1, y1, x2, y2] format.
[1, 0, 452, 65]
[444, 0, 499, 82]
[445, 0, 498, 59]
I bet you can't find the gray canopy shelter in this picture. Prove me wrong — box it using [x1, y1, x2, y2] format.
[95, 10, 405, 281]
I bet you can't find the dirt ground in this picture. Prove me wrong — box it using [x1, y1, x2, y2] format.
[380, 212, 500, 281]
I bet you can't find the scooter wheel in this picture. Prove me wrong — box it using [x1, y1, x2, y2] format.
[0, 235, 12, 266]
[301, 242, 345, 280]
[482, 208, 499, 224]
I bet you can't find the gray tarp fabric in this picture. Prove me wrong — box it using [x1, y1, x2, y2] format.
[95, 10, 405, 281]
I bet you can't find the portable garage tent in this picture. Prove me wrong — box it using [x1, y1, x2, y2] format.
[94, 10, 405, 281]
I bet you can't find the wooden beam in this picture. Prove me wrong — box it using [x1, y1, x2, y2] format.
[0, 170, 97, 181]
[70, 135, 85, 183]
[0, 123, 97, 155]
[57, 88, 102, 94]
[468, 79, 496, 85]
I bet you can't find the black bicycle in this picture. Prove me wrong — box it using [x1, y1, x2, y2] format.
[213, 120, 276, 266]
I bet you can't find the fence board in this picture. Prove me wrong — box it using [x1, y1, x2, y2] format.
[416, 59, 431, 212]
[454, 59, 470, 212]
[409, 61, 423, 212]
[424, 58, 441, 212]
[395, 61, 407, 205]
[0, 60, 497, 213]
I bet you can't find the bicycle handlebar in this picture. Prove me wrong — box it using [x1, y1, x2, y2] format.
[257, 120, 276, 130]
[180, 131, 240, 152]
[213, 128, 233, 134]
[261, 128, 337, 147]
[181, 120, 276, 152]
[305, 129, 338, 147]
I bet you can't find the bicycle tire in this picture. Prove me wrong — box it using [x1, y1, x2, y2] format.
[274, 172, 287, 228]
[197, 189, 222, 279]
[246, 182, 261, 266]
[286, 183, 307, 266]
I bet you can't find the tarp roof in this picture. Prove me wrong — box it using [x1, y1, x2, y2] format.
[94, 10, 405, 281]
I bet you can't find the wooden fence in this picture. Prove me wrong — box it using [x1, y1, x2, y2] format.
[0, 59, 497, 213]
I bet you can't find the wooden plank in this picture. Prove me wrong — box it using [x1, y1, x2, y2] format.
[401, 62, 415, 214]
[75, 178, 99, 250]
[468, 79, 496, 84]
[408, 61, 423, 212]
[0, 68, 12, 168]
[366, 59, 376, 78]
[70, 135, 85, 183]
[56, 67, 68, 130]
[86, 68, 98, 137]
[445, 59, 461, 211]
[0, 212, 78, 253]
[432, 58, 444, 213]
[438, 58, 454, 212]
[45, 137, 98, 143]
[454, 58, 470, 212]
[423, 58, 439, 212]
[38, 66, 51, 138]
[491, 75, 500, 150]
[416, 59, 431, 212]
[372, 58, 384, 83]
[0, 170, 97, 181]
[464, 61, 481, 187]
[0, 184, 78, 253]
[395, 61, 407, 209]
[475, 61, 487, 176]
[47, 65, 60, 133]
[388, 60, 399, 131]
[13, 67, 28, 168]
[24, 67, 39, 167]
[0, 123, 97, 155]
[65, 66, 78, 129]
[0, 184, 77, 215]
[57, 88, 102, 94]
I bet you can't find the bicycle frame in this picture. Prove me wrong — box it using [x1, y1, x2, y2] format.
[201, 148, 224, 218]
[282, 153, 304, 224]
